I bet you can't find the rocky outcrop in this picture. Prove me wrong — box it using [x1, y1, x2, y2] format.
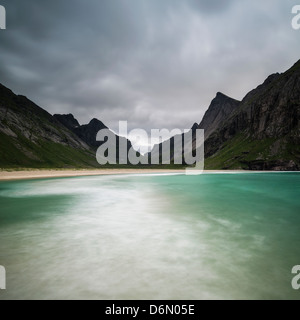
[147, 123, 198, 165]
[148, 59, 300, 170]
[53, 114, 80, 131]
[54, 114, 134, 158]
[74, 118, 108, 148]
[147, 93, 241, 165]
[54, 115, 108, 148]
[0, 82, 135, 168]
[0, 84, 96, 167]
[1, 59, 299, 170]
[204, 60, 300, 170]
[199, 92, 240, 139]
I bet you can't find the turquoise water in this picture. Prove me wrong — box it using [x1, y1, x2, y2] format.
[0, 173, 299, 300]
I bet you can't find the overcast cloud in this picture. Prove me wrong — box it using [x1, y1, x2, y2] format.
[0, 0, 299, 136]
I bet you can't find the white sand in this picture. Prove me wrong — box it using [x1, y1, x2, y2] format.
[0, 169, 283, 181]
[0, 169, 186, 181]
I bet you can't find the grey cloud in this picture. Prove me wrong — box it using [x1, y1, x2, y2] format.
[0, 0, 299, 136]
[189, 0, 235, 14]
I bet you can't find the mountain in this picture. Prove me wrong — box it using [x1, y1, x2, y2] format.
[0, 84, 134, 168]
[147, 93, 241, 165]
[1, 59, 299, 170]
[54, 115, 108, 148]
[199, 92, 241, 139]
[54, 114, 134, 162]
[52, 113, 80, 131]
[0, 84, 100, 168]
[146, 123, 198, 165]
[0, 82, 137, 168]
[148, 60, 300, 170]
[204, 60, 300, 170]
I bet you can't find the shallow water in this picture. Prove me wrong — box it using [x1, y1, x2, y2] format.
[0, 173, 299, 300]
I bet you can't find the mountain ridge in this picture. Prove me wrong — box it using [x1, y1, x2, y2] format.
[147, 59, 300, 170]
[54, 114, 134, 162]
[1, 59, 299, 170]
[198, 91, 241, 139]
[0, 84, 133, 168]
[203, 60, 300, 170]
[0, 83, 98, 168]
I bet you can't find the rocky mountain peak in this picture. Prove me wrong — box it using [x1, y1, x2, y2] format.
[292, 59, 300, 68]
[199, 92, 240, 139]
[191, 123, 199, 131]
[54, 114, 80, 130]
[215, 92, 229, 99]
[204, 59, 300, 170]
[88, 118, 107, 129]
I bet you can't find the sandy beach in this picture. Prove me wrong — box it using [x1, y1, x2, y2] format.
[0, 169, 188, 181]
[0, 169, 275, 181]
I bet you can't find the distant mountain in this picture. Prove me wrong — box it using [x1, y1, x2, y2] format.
[149, 60, 300, 170]
[54, 114, 134, 162]
[205, 61, 300, 170]
[1, 59, 299, 170]
[199, 92, 240, 139]
[54, 115, 108, 148]
[53, 113, 81, 131]
[147, 93, 241, 165]
[146, 123, 198, 165]
[0, 84, 99, 168]
[0, 84, 132, 168]
[204, 60, 300, 170]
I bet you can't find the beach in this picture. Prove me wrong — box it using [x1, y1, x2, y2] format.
[0, 169, 287, 181]
[0, 169, 186, 181]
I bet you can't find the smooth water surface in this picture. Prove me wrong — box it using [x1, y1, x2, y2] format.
[0, 173, 299, 300]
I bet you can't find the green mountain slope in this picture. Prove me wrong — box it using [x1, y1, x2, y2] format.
[0, 84, 98, 168]
[204, 60, 300, 170]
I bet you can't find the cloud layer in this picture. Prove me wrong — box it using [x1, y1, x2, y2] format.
[0, 0, 299, 134]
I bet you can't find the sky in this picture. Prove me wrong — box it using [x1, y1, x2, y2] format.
[0, 0, 300, 148]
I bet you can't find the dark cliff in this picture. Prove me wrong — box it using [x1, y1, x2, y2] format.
[0, 84, 97, 168]
[204, 60, 300, 170]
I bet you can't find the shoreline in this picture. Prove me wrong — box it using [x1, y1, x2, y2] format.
[0, 168, 297, 181]
[0, 169, 186, 181]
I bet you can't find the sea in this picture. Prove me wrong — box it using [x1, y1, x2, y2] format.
[0, 172, 299, 300]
